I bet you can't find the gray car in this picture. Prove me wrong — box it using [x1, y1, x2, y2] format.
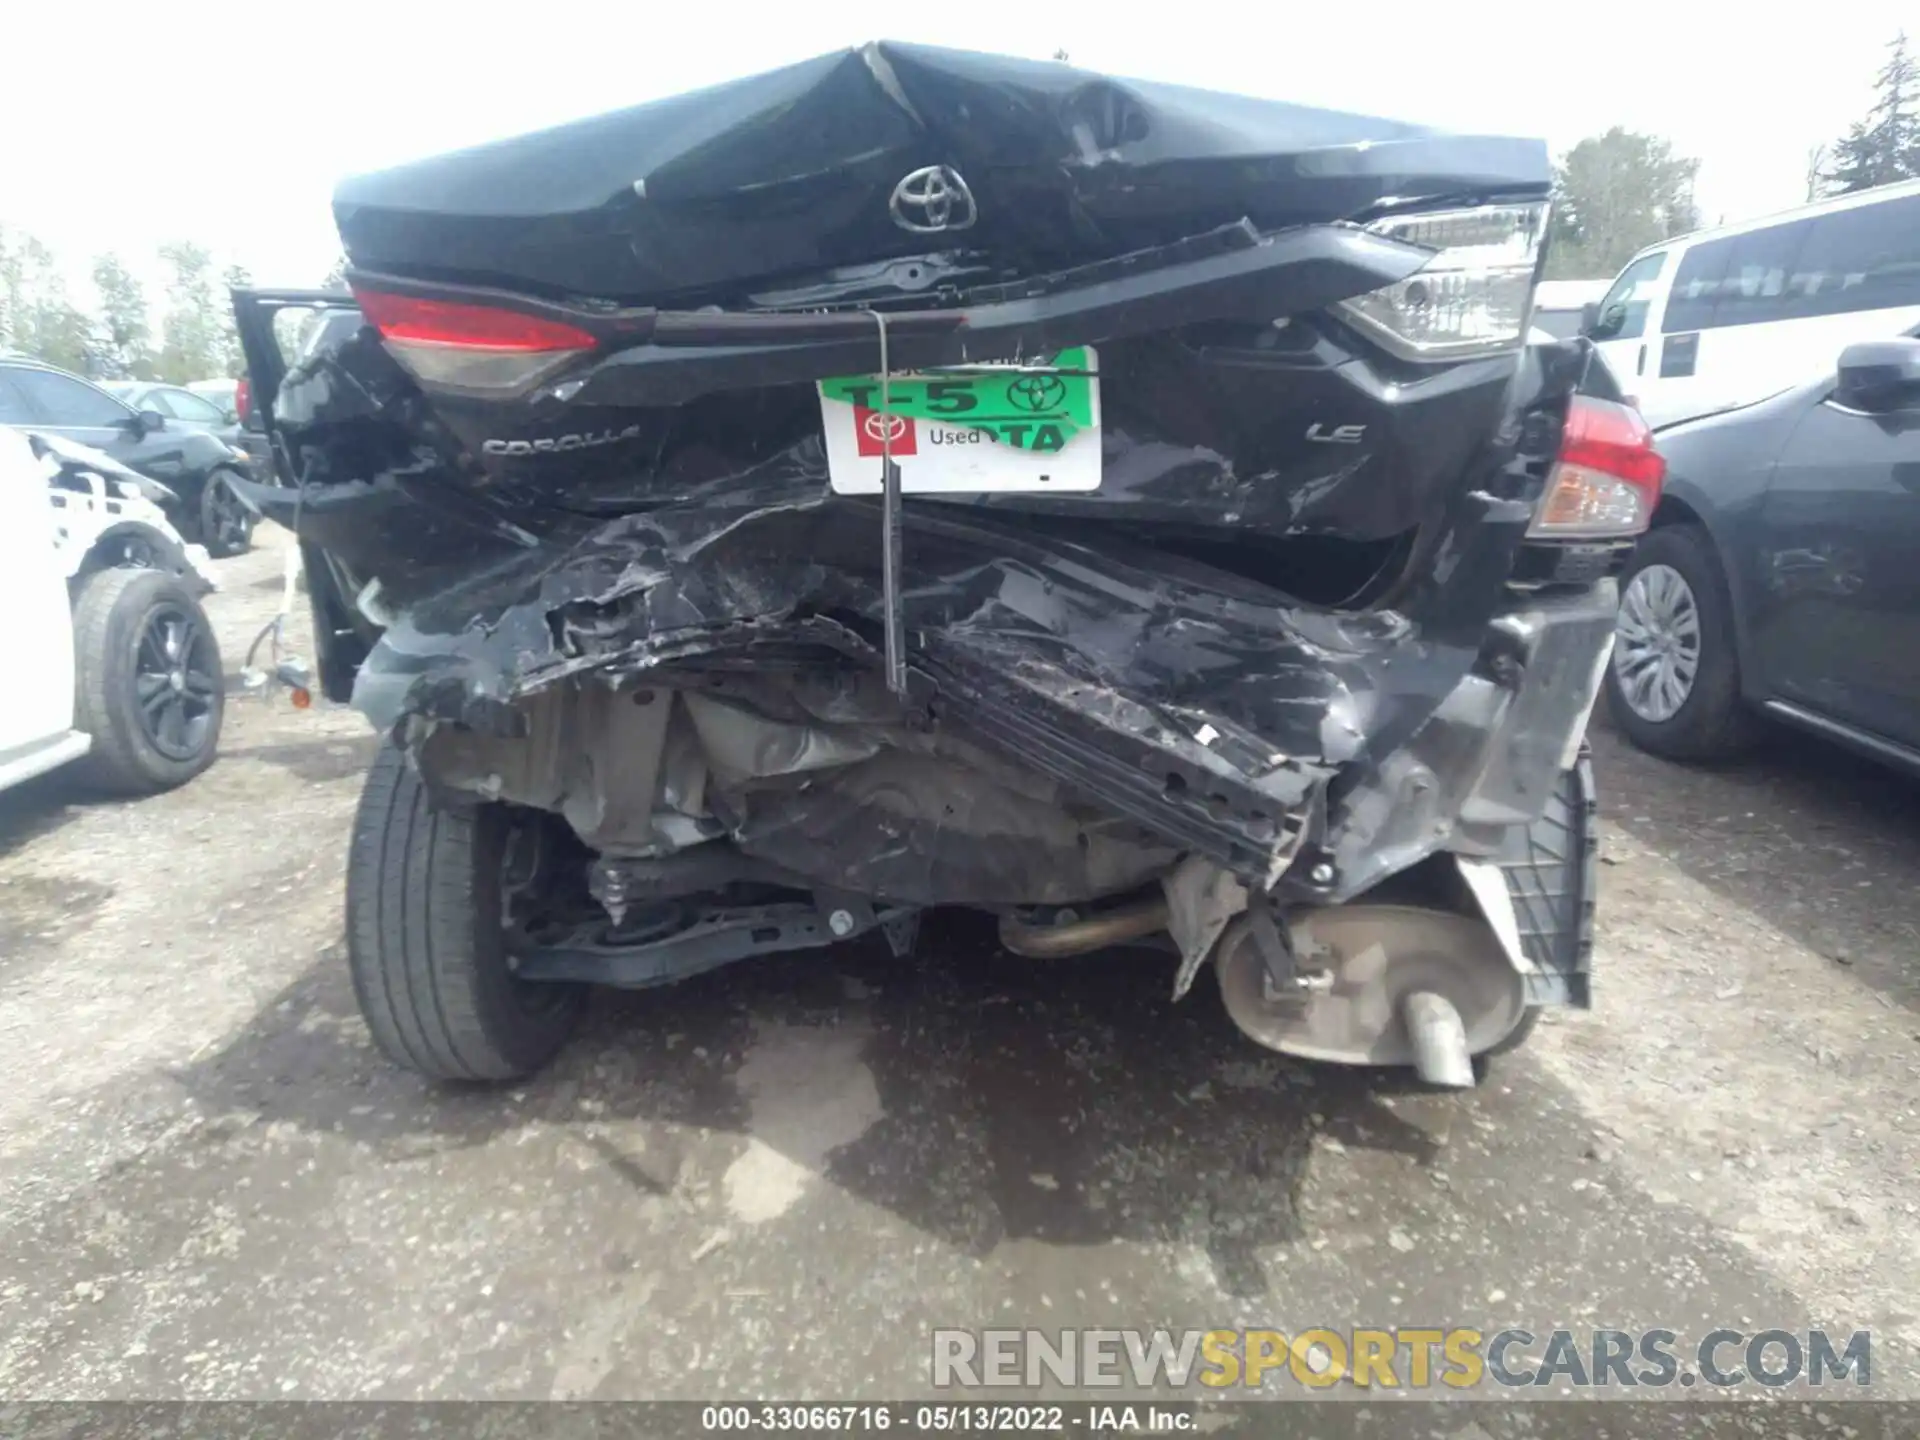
[1607, 330, 1920, 772]
[104, 381, 242, 442]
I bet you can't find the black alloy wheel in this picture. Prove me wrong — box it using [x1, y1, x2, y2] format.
[134, 601, 221, 762]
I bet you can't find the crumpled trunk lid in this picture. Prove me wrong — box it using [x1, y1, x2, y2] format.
[334, 42, 1548, 305]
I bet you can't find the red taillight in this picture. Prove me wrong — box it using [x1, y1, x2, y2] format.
[1528, 395, 1666, 539]
[234, 376, 251, 423]
[350, 286, 596, 393]
[1559, 395, 1664, 486]
[353, 289, 597, 352]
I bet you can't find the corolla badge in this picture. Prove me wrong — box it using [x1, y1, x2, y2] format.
[889, 165, 978, 234]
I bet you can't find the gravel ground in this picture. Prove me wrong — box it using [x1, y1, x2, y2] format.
[1, 532, 1916, 1402]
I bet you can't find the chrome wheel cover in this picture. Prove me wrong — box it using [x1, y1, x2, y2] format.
[1614, 562, 1702, 723]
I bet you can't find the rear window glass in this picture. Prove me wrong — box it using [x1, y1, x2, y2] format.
[0, 372, 35, 423]
[9, 367, 131, 426]
[156, 389, 228, 424]
[272, 307, 365, 367]
[1785, 194, 1920, 317]
[1663, 237, 1733, 332]
[1719, 220, 1811, 328]
[1664, 195, 1920, 331]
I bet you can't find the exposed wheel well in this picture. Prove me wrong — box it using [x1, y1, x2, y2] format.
[1647, 493, 1703, 530]
[1637, 494, 1747, 659]
[67, 523, 191, 592]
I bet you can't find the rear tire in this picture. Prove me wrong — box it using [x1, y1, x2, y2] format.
[346, 747, 584, 1082]
[196, 469, 256, 558]
[71, 567, 224, 795]
[1605, 524, 1756, 760]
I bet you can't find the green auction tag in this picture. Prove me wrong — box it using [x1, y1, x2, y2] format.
[819, 347, 1096, 453]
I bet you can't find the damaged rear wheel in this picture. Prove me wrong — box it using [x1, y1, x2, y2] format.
[346, 747, 584, 1082]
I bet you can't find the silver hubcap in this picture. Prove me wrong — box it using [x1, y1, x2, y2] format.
[1615, 563, 1702, 723]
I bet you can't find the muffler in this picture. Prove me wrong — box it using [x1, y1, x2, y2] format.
[1212, 904, 1524, 1078]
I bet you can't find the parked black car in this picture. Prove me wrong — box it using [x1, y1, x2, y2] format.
[106, 378, 277, 482]
[0, 359, 256, 556]
[106, 380, 241, 444]
[1607, 330, 1920, 771]
[237, 44, 1664, 1089]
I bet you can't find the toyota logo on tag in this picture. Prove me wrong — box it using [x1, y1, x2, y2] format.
[855, 407, 917, 456]
[889, 165, 978, 234]
[864, 411, 909, 444]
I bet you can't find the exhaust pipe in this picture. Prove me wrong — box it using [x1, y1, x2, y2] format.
[999, 899, 1170, 958]
[1399, 990, 1475, 1089]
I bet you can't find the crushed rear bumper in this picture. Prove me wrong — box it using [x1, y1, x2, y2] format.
[350, 476, 1613, 912]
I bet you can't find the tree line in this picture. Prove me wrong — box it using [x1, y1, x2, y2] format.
[0, 230, 253, 385]
[5, 33, 1918, 359]
[1547, 30, 1916, 279]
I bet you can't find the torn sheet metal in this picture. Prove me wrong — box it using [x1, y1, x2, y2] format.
[1162, 857, 1251, 1000]
[1319, 587, 1618, 901]
[338, 479, 1395, 888]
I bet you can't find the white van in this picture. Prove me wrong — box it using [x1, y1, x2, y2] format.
[1587, 178, 1920, 429]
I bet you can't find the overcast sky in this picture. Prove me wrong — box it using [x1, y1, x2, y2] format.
[2, 0, 1912, 297]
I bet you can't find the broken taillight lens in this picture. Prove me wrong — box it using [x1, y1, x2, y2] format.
[1528, 395, 1666, 539]
[1339, 203, 1549, 361]
[351, 287, 597, 393]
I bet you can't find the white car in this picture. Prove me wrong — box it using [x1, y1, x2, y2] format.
[0, 427, 225, 796]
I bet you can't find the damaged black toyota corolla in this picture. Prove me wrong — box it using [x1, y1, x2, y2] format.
[233, 44, 1659, 1086]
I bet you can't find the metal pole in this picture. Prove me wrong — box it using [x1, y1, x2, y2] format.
[869, 310, 907, 696]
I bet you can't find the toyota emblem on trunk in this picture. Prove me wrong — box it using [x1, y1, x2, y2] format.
[889, 165, 978, 234]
